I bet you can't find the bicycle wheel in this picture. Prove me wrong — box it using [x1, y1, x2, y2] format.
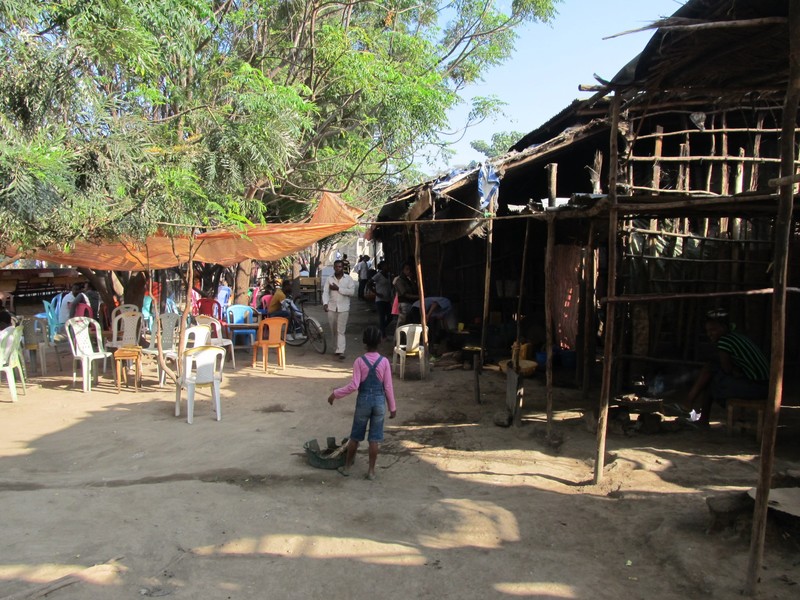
[306, 317, 326, 354]
[284, 310, 307, 346]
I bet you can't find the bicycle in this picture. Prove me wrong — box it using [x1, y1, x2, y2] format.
[284, 295, 326, 354]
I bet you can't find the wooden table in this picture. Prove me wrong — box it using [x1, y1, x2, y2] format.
[114, 346, 142, 392]
[225, 321, 260, 351]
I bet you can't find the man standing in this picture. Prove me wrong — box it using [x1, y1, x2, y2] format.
[354, 255, 370, 299]
[322, 260, 356, 359]
[341, 253, 351, 274]
[370, 261, 394, 339]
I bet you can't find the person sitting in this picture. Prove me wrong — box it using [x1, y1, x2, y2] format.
[267, 282, 290, 319]
[58, 283, 84, 324]
[0, 309, 14, 331]
[69, 285, 94, 318]
[393, 262, 419, 326]
[685, 310, 769, 428]
[409, 296, 452, 325]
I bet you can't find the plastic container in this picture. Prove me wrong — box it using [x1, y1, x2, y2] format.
[303, 438, 348, 470]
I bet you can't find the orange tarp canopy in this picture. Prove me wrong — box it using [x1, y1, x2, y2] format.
[29, 192, 361, 271]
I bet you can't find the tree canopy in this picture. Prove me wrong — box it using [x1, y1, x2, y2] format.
[471, 130, 526, 158]
[0, 0, 560, 259]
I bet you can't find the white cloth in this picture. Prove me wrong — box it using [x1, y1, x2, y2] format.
[321, 274, 355, 312]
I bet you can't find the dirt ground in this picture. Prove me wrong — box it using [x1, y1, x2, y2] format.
[1, 301, 799, 599]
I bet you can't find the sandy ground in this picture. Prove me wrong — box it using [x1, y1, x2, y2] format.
[0, 302, 799, 600]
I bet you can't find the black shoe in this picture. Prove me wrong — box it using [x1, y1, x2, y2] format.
[337, 353, 346, 360]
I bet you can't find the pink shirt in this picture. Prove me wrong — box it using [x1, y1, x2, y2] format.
[333, 352, 396, 412]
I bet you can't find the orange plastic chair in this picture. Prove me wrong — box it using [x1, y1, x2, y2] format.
[252, 317, 288, 373]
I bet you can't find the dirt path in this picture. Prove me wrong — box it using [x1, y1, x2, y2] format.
[0, 302, 798, 599]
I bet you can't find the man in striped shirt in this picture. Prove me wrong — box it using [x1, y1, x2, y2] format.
[686, 312, 769, 428]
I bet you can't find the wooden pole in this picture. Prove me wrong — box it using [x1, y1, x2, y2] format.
[594, 95, 621, 484]
[582, 222, 596, 397]
[745, 1, 800, 593]
[546, 163, 558, 207]
[514, 218, 532, 371]
[512, 217, 532, 426]
[545, 215, 556, 438]
[480, 193, 495, 369]
[414, 225, 428, 350]
[652, 126, 663, 193]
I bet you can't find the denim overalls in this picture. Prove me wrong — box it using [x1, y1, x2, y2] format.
[350, 356, 387, 442]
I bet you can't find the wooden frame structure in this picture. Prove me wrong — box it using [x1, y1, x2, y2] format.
[372, 1, 800, 593]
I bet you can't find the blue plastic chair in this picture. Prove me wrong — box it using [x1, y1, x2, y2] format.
[41, 300, 62, 342]
[226, 304, 257, 346]
[216, 285, 232, 312]
[165, 297, 180, 314]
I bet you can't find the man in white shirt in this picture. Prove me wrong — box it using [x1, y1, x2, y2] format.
[322, 260, 356, 359]
[58, 283, 83, 324]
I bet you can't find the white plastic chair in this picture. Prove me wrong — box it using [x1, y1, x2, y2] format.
[109, 304, 139, 325]
[195, 315, 235, 368]
[21, 317, 62, 375]
[106, 310, 143, 351]
[163, 324, 212, 368]
[392, 324, 427, 380]
[0, 325, 26, 401]
[175, 345, 226, 424]
[65, 317, 112, 392]
[142, 312, 181, 387]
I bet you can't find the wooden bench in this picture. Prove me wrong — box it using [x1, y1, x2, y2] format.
[726, 398, 765, 441]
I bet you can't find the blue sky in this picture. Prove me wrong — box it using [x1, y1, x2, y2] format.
[435, 0, 685, 169]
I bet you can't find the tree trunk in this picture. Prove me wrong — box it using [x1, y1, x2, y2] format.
[234, 259, 252, 305]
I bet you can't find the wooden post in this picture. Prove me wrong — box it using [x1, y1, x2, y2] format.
[652, 126, 663, 193]
[414, 225, 428, 350]
[582, 222, 596, 397]
[594, 95, 621, 484]
[735, 147, 746, 194]
[591, 151, 604, 194]
[514, 218, 532, 371]
[479, 193, 495, 371]
[546, 163, 558, 208]
[545, 215, 556, 438]
[721, 111, 730, 195]
[750, 113, 765, 191]
[512, 217, 532, 426]
[745, 1, 800, 593]
[705, 114, 716, 192]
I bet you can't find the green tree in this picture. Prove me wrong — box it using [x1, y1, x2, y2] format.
[0, 0, 560, 305]
[471, 130, 526, 158]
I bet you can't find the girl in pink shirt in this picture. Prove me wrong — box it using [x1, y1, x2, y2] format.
[328, 326, 396, 480]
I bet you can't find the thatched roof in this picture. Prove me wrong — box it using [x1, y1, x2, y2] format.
[611, 0, 789, 96]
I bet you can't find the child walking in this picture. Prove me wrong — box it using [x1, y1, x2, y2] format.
[328, 326, 396, 480]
